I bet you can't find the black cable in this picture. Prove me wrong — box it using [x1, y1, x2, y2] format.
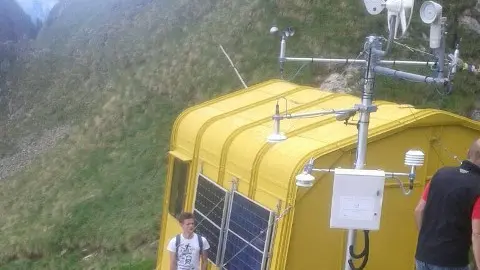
[347, 230, 370, 270]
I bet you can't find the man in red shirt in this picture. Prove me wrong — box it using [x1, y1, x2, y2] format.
[414, 139, 480, 270]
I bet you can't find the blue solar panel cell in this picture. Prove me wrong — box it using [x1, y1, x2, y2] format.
[194, 175, 225, 227]
[228, 192, 270, 251]
[222, 192, 272, 269]
[193, 178, 273, 269]
[223, 232, 263, 270]
[194, 210, 220, 263]
[193, 175, 228, 264]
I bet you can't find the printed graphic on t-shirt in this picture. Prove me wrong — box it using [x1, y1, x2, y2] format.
[177, 243, 194, 268]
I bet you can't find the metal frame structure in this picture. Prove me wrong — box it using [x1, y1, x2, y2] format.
[220, 191, 275, 270]
[218, 179, 237, 267]
[265, 1, 471, 269]
[192, 174, 276, 269]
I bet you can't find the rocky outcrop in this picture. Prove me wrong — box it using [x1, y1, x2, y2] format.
[319, 66, 360, 94]
[0, 125, 70, 180]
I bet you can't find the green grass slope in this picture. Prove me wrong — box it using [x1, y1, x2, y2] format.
[0, 0, 479, 269]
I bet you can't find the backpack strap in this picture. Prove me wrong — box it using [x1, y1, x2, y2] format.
[175, 234, 181, 261]
[197, 233, 203, 256]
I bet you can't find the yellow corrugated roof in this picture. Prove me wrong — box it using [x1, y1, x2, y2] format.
[171, 79, 480, 204]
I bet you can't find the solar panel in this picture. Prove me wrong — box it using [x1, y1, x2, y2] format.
[194, 174, 226, 226]
[223, 232, 263, 269]
[223, 192, 274, 269]
[193, 174, 228, 264]
[194, 210, 221, 263]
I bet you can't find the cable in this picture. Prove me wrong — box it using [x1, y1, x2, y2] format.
[390, 176, 413, 195]
[348, 230, 370, 270]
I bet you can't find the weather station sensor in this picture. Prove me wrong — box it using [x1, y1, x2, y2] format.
[330, 169, 386, 231]
[265, 0, 478, 268]
[363, 0, 414, 54]
[363, 0, 385, 15]
[386, 0, 414, 40]
[420, 1, 443, 49]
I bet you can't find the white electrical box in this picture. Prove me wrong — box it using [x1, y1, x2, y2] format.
[330, 168, 386, 231]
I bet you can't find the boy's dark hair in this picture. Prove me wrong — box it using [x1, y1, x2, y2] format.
[177, 211, 194, 224]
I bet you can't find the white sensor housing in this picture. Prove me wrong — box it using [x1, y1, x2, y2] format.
[267, 133, 287, 143]
[404, 149, 425, 166]
[420, 1, 443, 49]
[363, 0, 385, 15]
[295, 172, 315, 188]
[363, 0, 415, 39]
[420, 1, 442, 24]
[270, 26, 279, 34]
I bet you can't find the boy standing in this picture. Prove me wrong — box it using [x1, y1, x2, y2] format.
[167, 212, 210, 270]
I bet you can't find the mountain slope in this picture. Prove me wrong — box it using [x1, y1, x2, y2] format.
[0, 0, 479, 269]
[0, 0, 37, 42]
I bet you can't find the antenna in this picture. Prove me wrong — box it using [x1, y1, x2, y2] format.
[267, 1, 473, 269]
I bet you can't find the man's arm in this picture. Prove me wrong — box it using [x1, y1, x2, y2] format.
[166, 238, 177, 270]
[471, 198, 480, 268]
[414, 182, 430, 230]
[201, 237, 210, 270]
[201, 250, 208, 270]
[169, 251, 177, 270]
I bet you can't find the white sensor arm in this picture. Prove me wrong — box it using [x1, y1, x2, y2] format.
[273, 107, 358, 120]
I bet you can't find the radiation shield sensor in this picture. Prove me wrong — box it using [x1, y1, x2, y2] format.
[295, 158, 315, 187]
[420, 1, 443, 49]
[330, 169, 386, 231]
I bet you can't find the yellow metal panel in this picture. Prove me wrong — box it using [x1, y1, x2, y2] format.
[157, 154, 176, 269]
[169, 80, 283, 149]
[248, 95, 362, 196]
[355, 128, 432, 269]
[182, 80, 306, 212]
[158, 79, 480, 270]
[199, 86, 312, 183]
[216, 89, 336, 186]
[197, 161, 220, 186]
[175, 80, 298, 156]
[286, 151, 352, 269]
[168, 150, 191, 162]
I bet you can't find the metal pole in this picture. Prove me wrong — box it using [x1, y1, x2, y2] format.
[284, 108, 358, 119]
[218, 180, 237, 267]
[434, 18, 447, 79]
[343, 35, 379, 270]
[285, 57, 439, 67]
[380, 60, 438, 66]
[374, 66, 448, 85]
[280, 36, 286, 78]
[285, 57, 366, 64]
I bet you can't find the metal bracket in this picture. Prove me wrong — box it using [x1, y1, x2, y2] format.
[354, 104, 378, 113]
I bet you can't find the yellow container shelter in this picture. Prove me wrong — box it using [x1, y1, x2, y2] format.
[156, 79, 480, 270]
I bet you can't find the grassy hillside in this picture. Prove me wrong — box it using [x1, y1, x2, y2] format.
[0, 0, 479, 269]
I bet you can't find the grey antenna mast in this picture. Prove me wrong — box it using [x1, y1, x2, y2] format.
[267, 1, 465, 269]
